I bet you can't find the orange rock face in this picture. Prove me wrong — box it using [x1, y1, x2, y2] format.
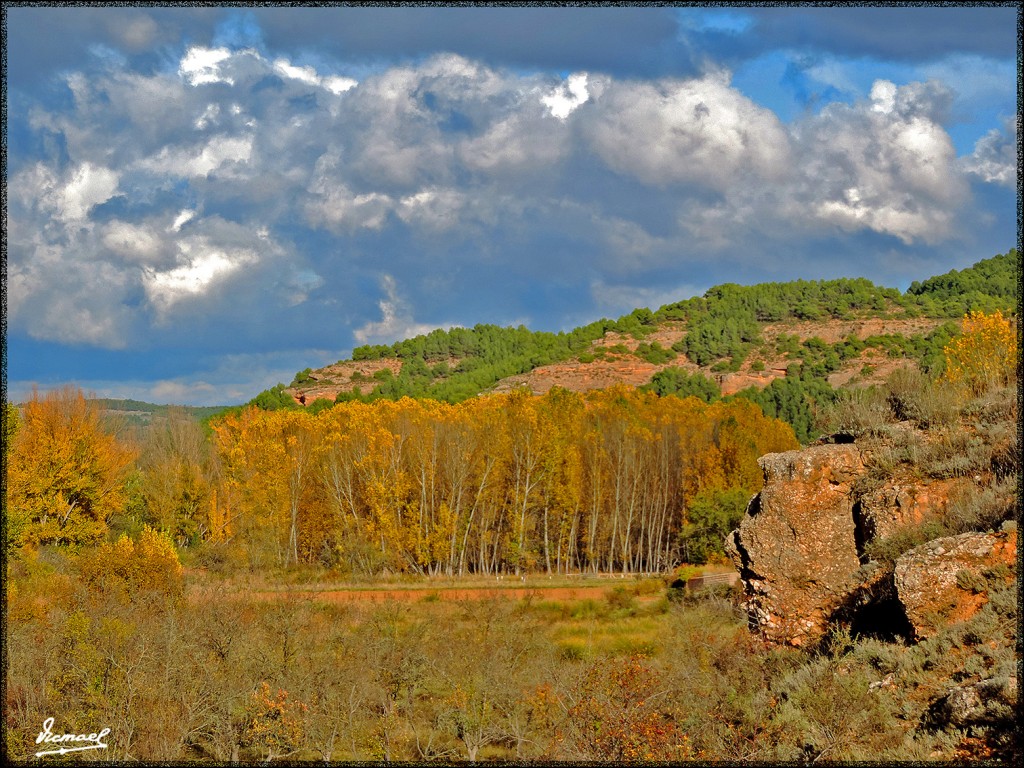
[726, 431, 1013, 648]
[725, 444, 866, 647]
[894, 528, 1017, 640]
[858, 477, 970, 541]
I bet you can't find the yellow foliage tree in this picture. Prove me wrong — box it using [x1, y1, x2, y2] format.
[5, 387, 136, 549]
[206, 382, 799, 574]
[942, 309, 1018, 396]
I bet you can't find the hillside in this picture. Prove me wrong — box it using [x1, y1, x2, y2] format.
[80, 399, 234, 432]
[255, 250, 1019, 440]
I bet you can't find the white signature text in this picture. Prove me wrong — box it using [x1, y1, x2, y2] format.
[35, 717, 110, 757]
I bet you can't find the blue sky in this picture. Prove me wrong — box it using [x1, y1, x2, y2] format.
[4, 5, 1018, 406]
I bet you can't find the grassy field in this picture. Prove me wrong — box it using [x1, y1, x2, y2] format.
[7, 547, 1016, 762]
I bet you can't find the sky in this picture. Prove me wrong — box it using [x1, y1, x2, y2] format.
[4, 4, 1019, 406]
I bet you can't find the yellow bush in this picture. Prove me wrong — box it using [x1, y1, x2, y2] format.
[942, 310, 1017, 396]
[77, 525, 183, 600]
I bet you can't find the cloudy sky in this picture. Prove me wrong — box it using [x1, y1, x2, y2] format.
[5, 5, 1018, 406]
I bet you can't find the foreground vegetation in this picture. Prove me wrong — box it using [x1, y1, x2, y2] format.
[5, 558, 1016, 762]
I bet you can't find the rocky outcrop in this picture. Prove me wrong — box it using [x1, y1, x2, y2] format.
[725, 444, 865, 647]
[717, 370, 786, 397]
[894, 528, 1017, 640]
[726, 435, 1015, 648]
[927, 676, 1018, 729]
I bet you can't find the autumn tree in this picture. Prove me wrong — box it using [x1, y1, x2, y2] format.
[5, 386, 136, 549]
[207, 384, 796, 575]
[942, 309, 1018, 396]
[565, 654, 689, 761]
[245, 682, 309, 762]
[138, 407, 215, 546]
[4, 402, 25, 554]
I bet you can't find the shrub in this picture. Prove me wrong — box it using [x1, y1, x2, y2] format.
[955, 568, 988, 594]
[862, 518, 949, 565]
[942, 310, 1017, 397]
[818, 386, 890, 437]
[606, 586, 638, 614]
[885, 366, 927, 421]
[565, 655, 689, 761]
[76, 525, 183, 600]
[919, 429, 991, 479]
[941, 477, 1016, 534]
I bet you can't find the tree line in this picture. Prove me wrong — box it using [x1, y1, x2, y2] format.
[211, 387, 798, 575]
[4, 386, 797, 576]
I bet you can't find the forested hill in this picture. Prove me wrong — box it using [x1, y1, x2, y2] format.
[251, 249, 1019, 440]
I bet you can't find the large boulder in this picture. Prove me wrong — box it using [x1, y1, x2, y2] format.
[725, 444, 865, 646]
[727, 429, 1015, 647]
[894, 528, 1017, 640]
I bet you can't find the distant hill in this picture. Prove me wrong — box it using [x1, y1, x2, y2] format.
[246, 249, 1019, 441]
[90, 399, 234, 427]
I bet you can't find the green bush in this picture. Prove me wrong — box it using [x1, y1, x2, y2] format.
[642, 367, 720, 402]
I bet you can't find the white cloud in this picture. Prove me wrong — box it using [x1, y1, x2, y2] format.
[353, 275, 440, 346]
[136, 134, 253, 178]
[180, 46, 234, 86]
[961, 118, 1018, 187]
[323, 75, 359, 95]
[101, 220, 163, 263]
[194, 103, 220, 129]
[305, 150, 395, 231]
[272, 56, 358, 95]
[396, 187, 465, 231]
[458, 109, 569, 174]
[583, 72, 792, 189]
[869, 79, 898, 113]
[60, 163, 120, 221]
[170, 209, 197, 232]
[142, 239, 257, 317]
[542, 72, 590, 119]
[797, 80, 965, 244]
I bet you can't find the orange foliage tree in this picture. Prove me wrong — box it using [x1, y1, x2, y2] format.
[245, 682, 308, 762]
[566, 654, 690, 761]
[5, 386, 136, 549]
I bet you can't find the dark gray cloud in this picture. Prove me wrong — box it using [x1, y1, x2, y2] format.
[4, 5, 693, 91]
[253, 6, 689, 76]
[741, 6, 1018, 62]
[683, 5, 1018, 67]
